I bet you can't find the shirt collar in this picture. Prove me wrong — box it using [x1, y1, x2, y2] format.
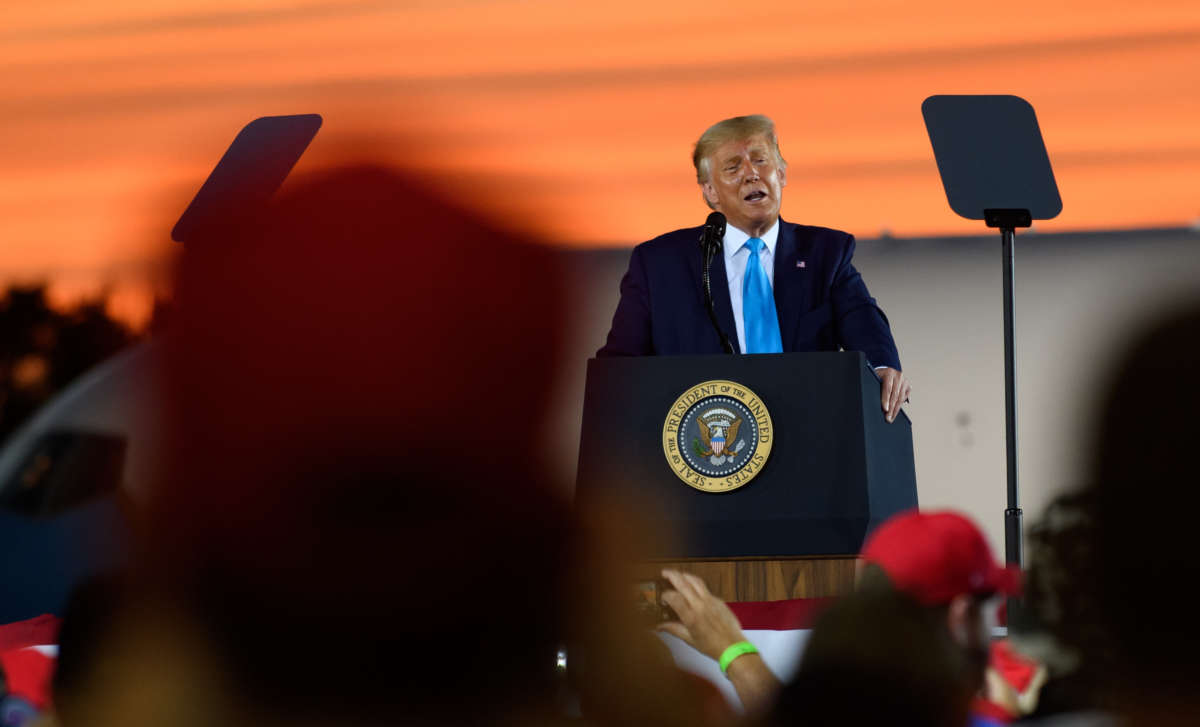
[723, 218, 780, 262]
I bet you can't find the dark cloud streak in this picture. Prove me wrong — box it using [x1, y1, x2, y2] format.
[1, 1, 497, 44]
[2, 27, 1196, 123]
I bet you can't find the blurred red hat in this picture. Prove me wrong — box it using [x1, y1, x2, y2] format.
[860, 510, 1021, 605]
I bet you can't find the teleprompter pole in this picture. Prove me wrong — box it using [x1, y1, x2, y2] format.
[923, 95, 1063, 613]
[1001, 227, 1022, 570]
[986, 209, 1029, 572]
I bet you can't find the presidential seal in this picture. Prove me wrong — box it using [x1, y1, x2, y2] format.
[661, 380, 773, 493]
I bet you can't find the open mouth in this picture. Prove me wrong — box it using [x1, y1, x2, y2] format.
[744, 190, 767, 202]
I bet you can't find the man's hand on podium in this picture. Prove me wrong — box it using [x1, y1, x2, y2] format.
[656, 569, 780, 714]
[877, 367, 911, 423]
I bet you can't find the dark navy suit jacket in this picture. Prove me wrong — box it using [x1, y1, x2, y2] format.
[597, 218, 901, 370]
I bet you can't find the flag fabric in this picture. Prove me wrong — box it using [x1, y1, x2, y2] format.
[0, 614, 60, 710]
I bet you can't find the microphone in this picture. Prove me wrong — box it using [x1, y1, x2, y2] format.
[699, 211, 727, 261]
[705, 211, 727, 236]
[698, 211, 735, 354]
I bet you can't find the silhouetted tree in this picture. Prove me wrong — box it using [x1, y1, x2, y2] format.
[0, 285, 139, 445]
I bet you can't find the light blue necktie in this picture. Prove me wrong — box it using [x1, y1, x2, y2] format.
[742, 237, 783, 354]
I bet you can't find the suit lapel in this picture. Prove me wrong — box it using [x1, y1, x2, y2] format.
[773, 219, 805, 351]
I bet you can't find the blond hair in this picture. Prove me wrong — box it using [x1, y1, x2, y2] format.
[692, 115, 787, 185]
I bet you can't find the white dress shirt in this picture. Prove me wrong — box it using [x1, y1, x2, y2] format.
[722, 219, 780, 354]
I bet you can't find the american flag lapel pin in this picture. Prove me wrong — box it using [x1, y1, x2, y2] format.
[796, 260, 806, 268]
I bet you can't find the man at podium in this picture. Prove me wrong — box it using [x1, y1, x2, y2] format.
[597, 115, 910, 421]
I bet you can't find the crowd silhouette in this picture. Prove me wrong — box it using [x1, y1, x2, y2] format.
[0, 159, 1197, 726]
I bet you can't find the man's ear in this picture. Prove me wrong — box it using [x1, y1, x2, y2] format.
[946, 593, 972, 646]
[779, 164, 787, 188]
[701, 182, 720, 209]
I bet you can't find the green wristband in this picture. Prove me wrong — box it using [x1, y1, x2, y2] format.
[718, 641, 758, 674]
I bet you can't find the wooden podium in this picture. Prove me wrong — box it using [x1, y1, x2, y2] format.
[576, 352, 917, 602]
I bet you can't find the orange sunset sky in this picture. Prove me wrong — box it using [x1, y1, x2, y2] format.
[3, 1, 1199, 328]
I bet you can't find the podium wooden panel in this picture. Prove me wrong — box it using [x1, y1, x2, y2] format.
[633, 556, 858, 603]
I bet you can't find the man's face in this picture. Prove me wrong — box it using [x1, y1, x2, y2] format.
[701, 133, 787, 236]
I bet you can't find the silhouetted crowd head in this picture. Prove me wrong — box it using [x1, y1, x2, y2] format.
[145, 164, 576, 723]
[1026, 304, 1200, 714]
[771, 588, 974, 727]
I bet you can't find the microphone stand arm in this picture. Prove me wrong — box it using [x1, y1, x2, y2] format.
[700, 230, 736, 354]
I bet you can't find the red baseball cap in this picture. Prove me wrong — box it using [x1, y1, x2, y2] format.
[860, 510, 1021, 605]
